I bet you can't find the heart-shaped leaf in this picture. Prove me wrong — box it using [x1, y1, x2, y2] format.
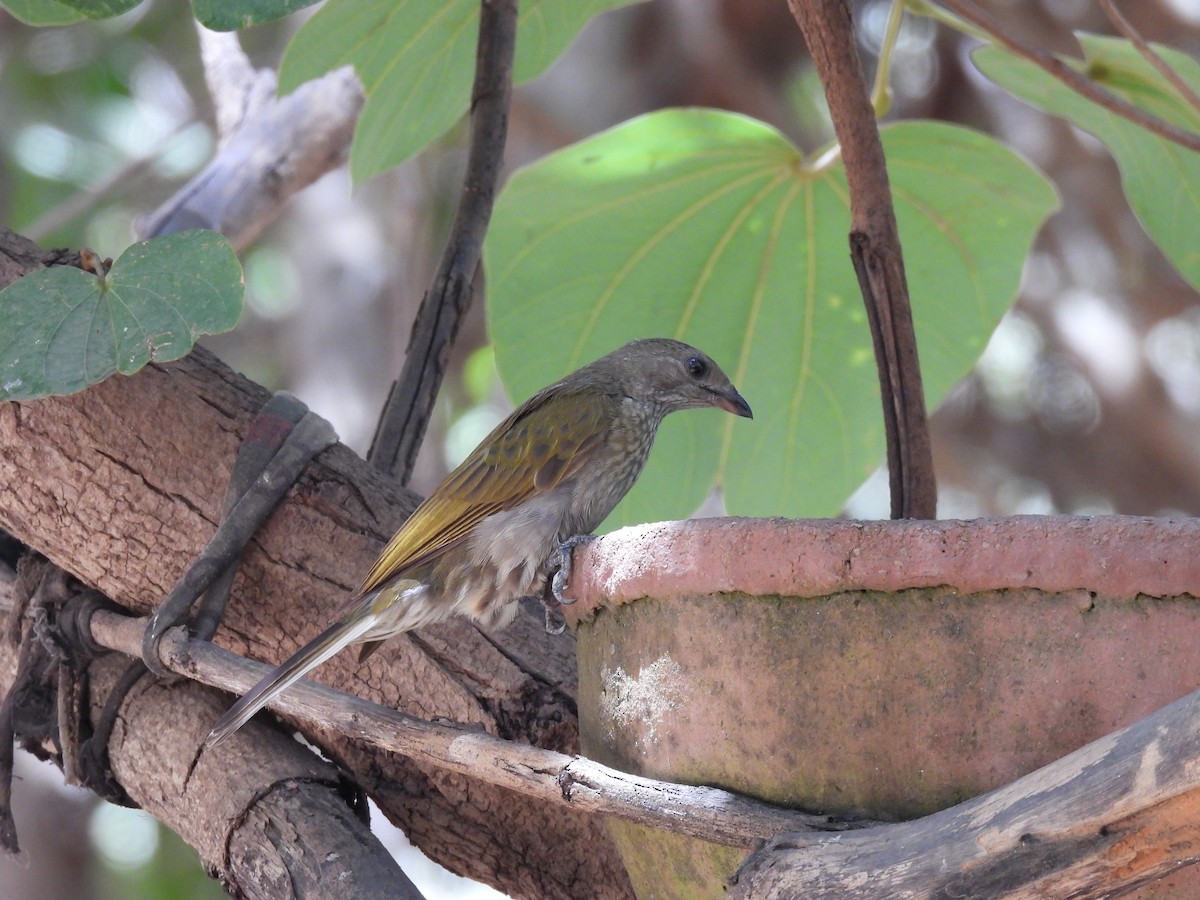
[10, 0, 140, 20]
[0, 0, 90, 24]
[0, 230, 243, 401]
[486, 110, 1058, 527]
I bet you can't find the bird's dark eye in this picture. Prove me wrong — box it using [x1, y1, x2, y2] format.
[685, 356, 708, 379]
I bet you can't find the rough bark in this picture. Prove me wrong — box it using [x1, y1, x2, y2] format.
[0, 237, 634, 897]
[732, 682, 1200, 897]
[82, 650, 417, 900]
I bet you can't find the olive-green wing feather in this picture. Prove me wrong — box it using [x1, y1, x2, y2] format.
[355, 387, 616, 596]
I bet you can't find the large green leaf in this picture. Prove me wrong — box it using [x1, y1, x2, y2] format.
[0, 230, 243, 401]
[278, 0, 643, 182]
[485, 110, 1058, 527]
[975, 34, 1200, 290]
[3, 0, 318, 27]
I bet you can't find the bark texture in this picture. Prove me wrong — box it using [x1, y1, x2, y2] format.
[732, 682, 1200, 897]
[0, 233, 633, 899]
[86, 651, 416, 899]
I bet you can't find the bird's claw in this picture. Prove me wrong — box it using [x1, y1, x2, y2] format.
[552, 534, 596, 606]
[550, 567, 573, 606]
[543, 604, 567, 635]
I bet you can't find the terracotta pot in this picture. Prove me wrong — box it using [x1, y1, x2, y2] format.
[564, 515, 1200, 899]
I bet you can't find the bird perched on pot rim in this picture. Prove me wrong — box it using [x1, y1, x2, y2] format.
[206, 338, 752, 747]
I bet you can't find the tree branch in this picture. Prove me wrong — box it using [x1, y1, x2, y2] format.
[1099, 0, 1200, 120]
[0, 230, 634, 899]
[135, 32, 363, 251]
[732, 680, 1200, 896]
[6, 227, 1200, 895]
[81, 608, 841, 850]
[0, 562, 419, 899]
[0, 349, 630, 897]
[367, 0, 517, 483]
[934, 0, 1200, 154]
[63, 518, 1200, 898]
[196, 25, 276, 145]
[787, 0, 936, 519]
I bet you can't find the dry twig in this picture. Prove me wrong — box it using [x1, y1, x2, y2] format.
[1099, 0, 1200, 119]
[935, 0, 1200, 153]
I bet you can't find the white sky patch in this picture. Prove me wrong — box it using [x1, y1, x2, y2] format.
[1145, 313, 1200, 415]
[89, 804, 159, 871]
[1053, 289, 1140, 397]
[1162, 0, 1200, 24]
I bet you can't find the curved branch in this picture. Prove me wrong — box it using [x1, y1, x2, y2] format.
[135, 35, 363, 251]
[88, 654, 421, 899]
[0, 231, 634, 899]
[368, 0, 517, 483]
[733, 681, 1200, 896]
[1099, 0, 1200, 119]
[0, 563, 417, 899]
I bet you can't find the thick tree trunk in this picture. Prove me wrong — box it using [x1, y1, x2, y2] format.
[80, 644, 417, 900]
[0, 238, 633, 898]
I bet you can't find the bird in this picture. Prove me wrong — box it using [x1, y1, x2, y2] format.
[205, 338, 752, 748]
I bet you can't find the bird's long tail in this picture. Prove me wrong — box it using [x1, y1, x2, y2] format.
[204, 606, 382, 750]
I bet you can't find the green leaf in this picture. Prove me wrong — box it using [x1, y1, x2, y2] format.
[40, 0, 140, 18]
[0, 230, 243, 401]
[278, 0, 643, 183]
[974, 34, 1200, 290]
[485, 110, 1058, 527]
[4, 0, 315, 26]
[192, 0, 320, 31]
[0, 0, 88, 24]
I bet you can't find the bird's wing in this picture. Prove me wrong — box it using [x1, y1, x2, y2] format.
[354, 387, 616, 596]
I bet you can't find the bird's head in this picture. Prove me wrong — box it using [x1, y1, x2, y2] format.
[587, 338, 753, 419]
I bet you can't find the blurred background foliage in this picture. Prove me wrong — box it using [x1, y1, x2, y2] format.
[2, 0, 1200, 896]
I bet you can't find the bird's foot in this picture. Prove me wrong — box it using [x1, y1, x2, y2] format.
[551, 534, 597, 606]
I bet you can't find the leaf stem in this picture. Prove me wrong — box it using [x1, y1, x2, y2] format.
[870, 0, 906, 117]
[787, 0, 937, 520]
[902, 0, 988, 43]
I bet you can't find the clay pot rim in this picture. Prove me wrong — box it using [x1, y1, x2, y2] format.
[563, 514, 1200, 628]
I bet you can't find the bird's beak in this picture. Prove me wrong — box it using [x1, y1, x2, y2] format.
[714, 388, 753, 419]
